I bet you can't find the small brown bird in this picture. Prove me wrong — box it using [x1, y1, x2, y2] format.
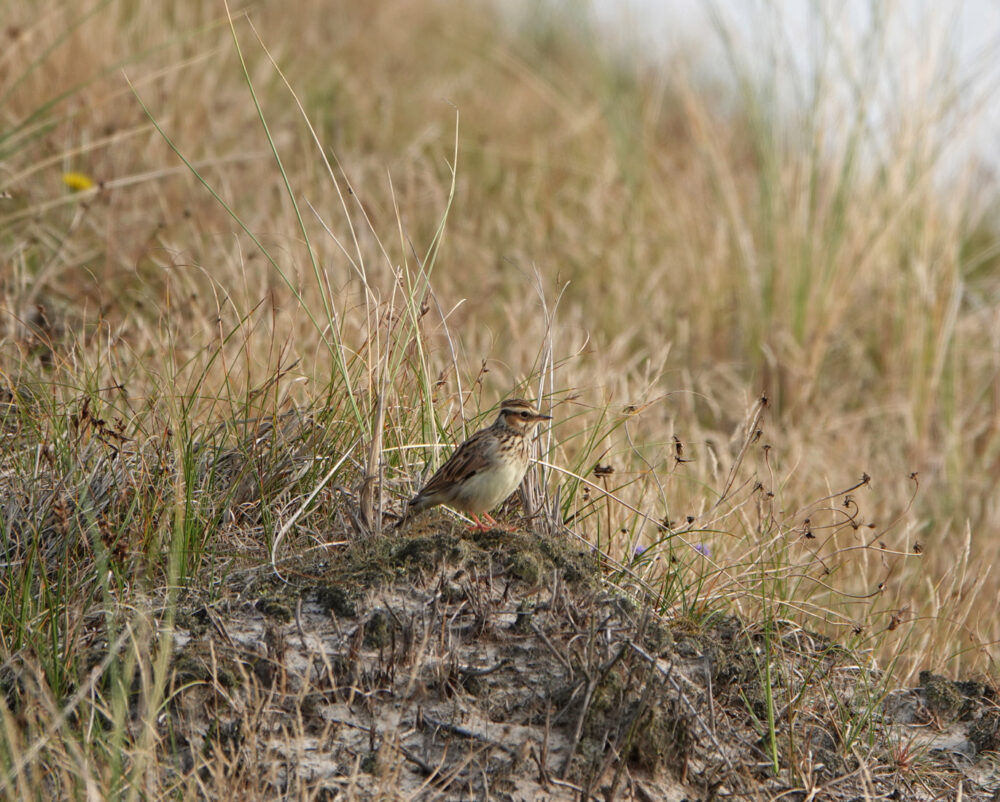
[403, 399, 551, 531]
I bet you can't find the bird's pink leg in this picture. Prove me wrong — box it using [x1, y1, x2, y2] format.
[466, 514, 491, 532]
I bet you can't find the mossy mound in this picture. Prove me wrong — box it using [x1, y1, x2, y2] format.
[159, 524, 1000, 801]
[297, 526, 601, 618]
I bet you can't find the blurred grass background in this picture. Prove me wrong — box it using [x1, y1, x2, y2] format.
[2, 1, 1000, 786]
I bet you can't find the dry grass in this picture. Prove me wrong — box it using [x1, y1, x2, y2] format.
[2, 0, 1000, 797]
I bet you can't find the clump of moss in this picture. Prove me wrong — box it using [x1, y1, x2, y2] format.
[639, 618, 673, 656]
[672, 617, 759, 692]
[536, 535, 600, 585]
[467, 529, 600, 590]
[392, 532, 475, 572]
[175, 606, 212, 636]
[171, 647, 242, 689]
[581, 667, 626, 744]
[624, 697, 692, 775]
[359, 751, 378, 775]
[294, 528, 599, 606]
[572, 666, 694, 781]
[969, 708, 1000, 753]
[314, 584, 358, 617]
[363, 609, 393, 649]
[919, 671, 977, 722]
[508, 550, 542, 584]
[255, 598, 292, 622]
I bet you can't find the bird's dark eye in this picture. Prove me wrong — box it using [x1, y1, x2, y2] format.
[521, 411, 530, 418]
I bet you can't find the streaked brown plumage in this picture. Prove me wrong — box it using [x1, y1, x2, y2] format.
[403, 399, 551, 530]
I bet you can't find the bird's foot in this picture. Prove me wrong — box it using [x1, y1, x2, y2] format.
[465, 513, 514, 532]
[473, 513, 516, 533]
[464, 514, 490, 532]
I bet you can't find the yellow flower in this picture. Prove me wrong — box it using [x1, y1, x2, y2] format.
[62, 171, 95, 192]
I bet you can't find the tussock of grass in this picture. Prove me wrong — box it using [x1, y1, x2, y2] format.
[2, 0, 1000, 797]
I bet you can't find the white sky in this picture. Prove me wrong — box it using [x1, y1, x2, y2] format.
[590, 1, 1000, 173]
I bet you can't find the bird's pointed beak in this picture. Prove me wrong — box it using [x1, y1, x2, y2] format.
[536, 413, 552, 421]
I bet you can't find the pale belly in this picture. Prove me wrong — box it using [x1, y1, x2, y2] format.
[449, 458, 527, 514]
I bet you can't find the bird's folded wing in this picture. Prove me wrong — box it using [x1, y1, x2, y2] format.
[418, 430, 492, 497]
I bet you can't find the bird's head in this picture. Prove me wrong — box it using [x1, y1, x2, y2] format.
[496, 399, 552, 434]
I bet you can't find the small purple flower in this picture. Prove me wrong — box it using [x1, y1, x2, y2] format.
[694, 543, 710, 557]
[633, 544, 646, 558]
